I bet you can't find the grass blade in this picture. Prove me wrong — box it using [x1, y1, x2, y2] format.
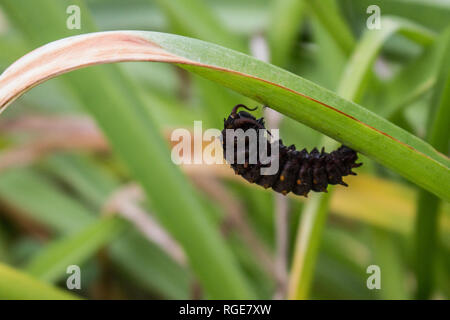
[305, 0, 355, 55]
[287, 192, 331, 299]
[0, 163, 189, 299]
[0, 169, 94, 234]
[370, 229, 408, 299]
[414, 27, 450, 299]
[376, 31, 448, 120]
[1, 0, 254, 299]
[338, 16, 435, 103]
[25, 216, 128, 283]
[267, 0, 306, 67]
[0, 262, 79, 300]
[0, 31, 447, 200]
[152, 0, 246, 53]
[44, 154, 192, 299]
[287, 15, 433, 299]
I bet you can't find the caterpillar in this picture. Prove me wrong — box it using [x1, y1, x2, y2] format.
[221, 104, 362, 197]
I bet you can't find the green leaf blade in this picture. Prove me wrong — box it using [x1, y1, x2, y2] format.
[25, 216, 128, 283]
[0, 263, 80, 300]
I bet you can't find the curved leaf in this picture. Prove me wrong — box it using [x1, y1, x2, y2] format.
[0, 31, 448, 201]
[1, 0, 255, 299]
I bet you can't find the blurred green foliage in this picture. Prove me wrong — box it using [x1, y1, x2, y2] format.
[0, 0, 448, 300]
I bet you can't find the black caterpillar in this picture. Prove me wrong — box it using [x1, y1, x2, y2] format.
[221, 104, 362, 197]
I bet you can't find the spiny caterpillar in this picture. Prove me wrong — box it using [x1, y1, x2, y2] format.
[221, 104, 362, 197]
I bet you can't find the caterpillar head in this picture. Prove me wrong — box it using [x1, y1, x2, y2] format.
[224, 104, 259, 129]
